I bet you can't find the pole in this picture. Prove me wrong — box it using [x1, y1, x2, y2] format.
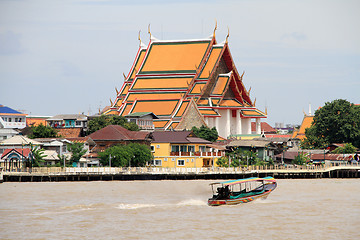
[109, 154, 111, 167]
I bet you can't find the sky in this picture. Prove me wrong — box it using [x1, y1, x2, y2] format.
[1, 0, 359, 126]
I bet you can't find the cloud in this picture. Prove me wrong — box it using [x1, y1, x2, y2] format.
[0, 31, 25, 55]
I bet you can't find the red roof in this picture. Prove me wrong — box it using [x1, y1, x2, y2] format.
[1, 148, 32, 159]
[151, 131, 211, 144]
[88, 125, 150, 141]
[251, 122, 276, 133]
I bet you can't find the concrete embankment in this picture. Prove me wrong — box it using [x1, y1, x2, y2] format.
[2, 165, 360, 182]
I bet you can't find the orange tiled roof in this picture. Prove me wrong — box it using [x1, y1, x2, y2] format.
[153, 120, 170, 129]
[198, 46, 223, 79]
[241, 109, 266, 118]
[125, 92, 183, 101]
[132, 76, 192, 90]
[199, 109, 220, 116]
[189, 82, 206, 95]
[292, 115, 314, 139]
[132, 100, 179, 116]
[174, 100, 189, 117]
[218, 99, 243, 107]
[128, 49, 147, 81]
[139, 40, 211, 74]
[211, 75, 230, 96]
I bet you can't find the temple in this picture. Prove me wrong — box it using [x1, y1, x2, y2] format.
[105, 26, 266, 138]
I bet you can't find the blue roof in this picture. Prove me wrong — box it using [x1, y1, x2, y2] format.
[0, 105, 23, 114]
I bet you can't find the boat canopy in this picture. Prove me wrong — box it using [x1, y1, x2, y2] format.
[210, 176, 276, 186]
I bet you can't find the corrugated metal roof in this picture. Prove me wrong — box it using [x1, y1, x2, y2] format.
[87, 125, 150, 141]
[0, 105, 24, 114]
[151, 131, 211, 144]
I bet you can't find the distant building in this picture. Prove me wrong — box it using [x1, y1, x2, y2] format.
[87, 125, 152, 153]
[151, 131, 225, 168]
[124, 112, 158, 131]
[0, 104, 27, 130]
[292, 115, 314, 140]
[46, 114, 88, 137]
[105, 29, 266, 138]
[26, 116, 51, 127]
[0, 148, 32, 171]
[251, 122, 277, 134]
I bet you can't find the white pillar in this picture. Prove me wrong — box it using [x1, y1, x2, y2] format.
[256, 118, 261, 134]
[242, 118, 251, 135]
[204, 117, 209, 127]
[226, 109, 231, 138]
[236, 110, 242, 135]
[215, 117, 219, 134]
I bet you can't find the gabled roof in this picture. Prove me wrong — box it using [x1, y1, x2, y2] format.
[87, 125, 150, 141]
[292, 115, 314, 139]
[1, 148, 32, 159]
[251, 122, 277, 133]
[151, 131, 211, 144]
[0, 135, 42, 146]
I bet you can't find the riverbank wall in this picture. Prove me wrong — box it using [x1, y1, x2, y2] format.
[2, 165, 360, 182]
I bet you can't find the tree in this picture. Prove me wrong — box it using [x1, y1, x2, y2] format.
[98, 143, 152, 167]
[87, 115, 139, 134]
[191, 125, 218, 142]
[331, 143, 357, 154]
[292, 152, 310, 165]
[67, 142, 87, 166]
[30, 143, 47, 167]
[302, 99, 360, 148]
[28, 124, 58, 139]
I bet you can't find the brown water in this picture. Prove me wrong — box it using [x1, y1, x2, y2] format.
[1, 179, 360, 240]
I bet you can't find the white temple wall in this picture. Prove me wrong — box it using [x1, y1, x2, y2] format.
[241, 118, 251, 134]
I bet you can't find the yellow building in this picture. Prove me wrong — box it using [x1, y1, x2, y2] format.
[151, 131, 225, 168]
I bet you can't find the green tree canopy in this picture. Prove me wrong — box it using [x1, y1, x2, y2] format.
[28, 124, 59, 139]
[98, 143, 152, 167]
[87, 115, 139, 135]
[191, 125, 218, 142]
[302, 99, 360, 149]
[331, 143, 357, 154]
[67, 142, 87, 166]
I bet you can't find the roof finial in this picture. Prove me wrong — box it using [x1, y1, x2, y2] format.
[110, 98, 113, 106]
[123, 73, 127, 80]
[138, 30, 142, 47]
[225, 26, 230, 43]
[213, 19, 217, 38]
[265, 106, 268, 115]
[115, 87, 119, 95]
[253, 98, 256, 107]
[148, 24, 152, 40]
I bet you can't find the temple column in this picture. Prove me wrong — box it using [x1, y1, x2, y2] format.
[236, 110, 242, 135]
[256, 118, 261, 134]
[215, 117, 219, 134]
[242, 118, 251, 135]
[204, 117, 209, 127]
[226, 109, 231, 138]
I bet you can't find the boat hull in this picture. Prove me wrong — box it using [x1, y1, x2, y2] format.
[208, 190, 272, 206]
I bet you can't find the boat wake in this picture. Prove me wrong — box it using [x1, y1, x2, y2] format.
[116, 199, 207, 210]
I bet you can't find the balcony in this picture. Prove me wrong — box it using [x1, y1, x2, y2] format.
[170, 151, 224, 157]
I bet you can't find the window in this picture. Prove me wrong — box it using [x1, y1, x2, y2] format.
[177, 159, 185, 166]
[188, 145, 195, 152]
[180, 145, 187, 152]
[76, 121, 82, 126]
[156, 145, 160, 149]
[191, 159, 194, 163]
[151, 146, 155, 152]
[199, 146, 206, 152]
[164, 158, 168, 162]
[8, 118, 12, 122]
[154, 159, 162, 166]
[186, 159, 189, 162]
[171, 158, 176, 162]
[171, 145, 179, 152]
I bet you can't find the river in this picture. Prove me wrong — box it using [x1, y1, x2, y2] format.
[1, 179, 359, 239]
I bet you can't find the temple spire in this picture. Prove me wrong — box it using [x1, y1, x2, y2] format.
[213, 20, 217, 39]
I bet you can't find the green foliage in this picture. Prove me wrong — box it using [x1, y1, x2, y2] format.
[331, 143, 357, 154]
[87, 115, 139, 134]
[216, 156, 229, 167]
[98, 143, 152, 167]
[292, 152, 310, 165]
[191, 125, 218, 142]
[301, 126, 327, 149]
[67, 142, 87, 166]
[28, 124, 58, 139]
[30, 143, 47, 167]
[57, 154, 69, 167]
[303, 99, 360, 148]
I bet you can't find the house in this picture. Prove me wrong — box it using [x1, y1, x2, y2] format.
[42, 150, 61, 166]
[33, 138, 72, 156]
[87, 125, 152, 153]
[124, 112, 158, 130]
[105, 28, 266, 139]
[0, 105, 27, 130]
[46, 114, 87, 137]
[151, 131, 225, 168]
[227, 139, 276, 162]
[26, 116, 50, 127]
[0, 135, 42, 156]
[0, 148, 32, 171]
